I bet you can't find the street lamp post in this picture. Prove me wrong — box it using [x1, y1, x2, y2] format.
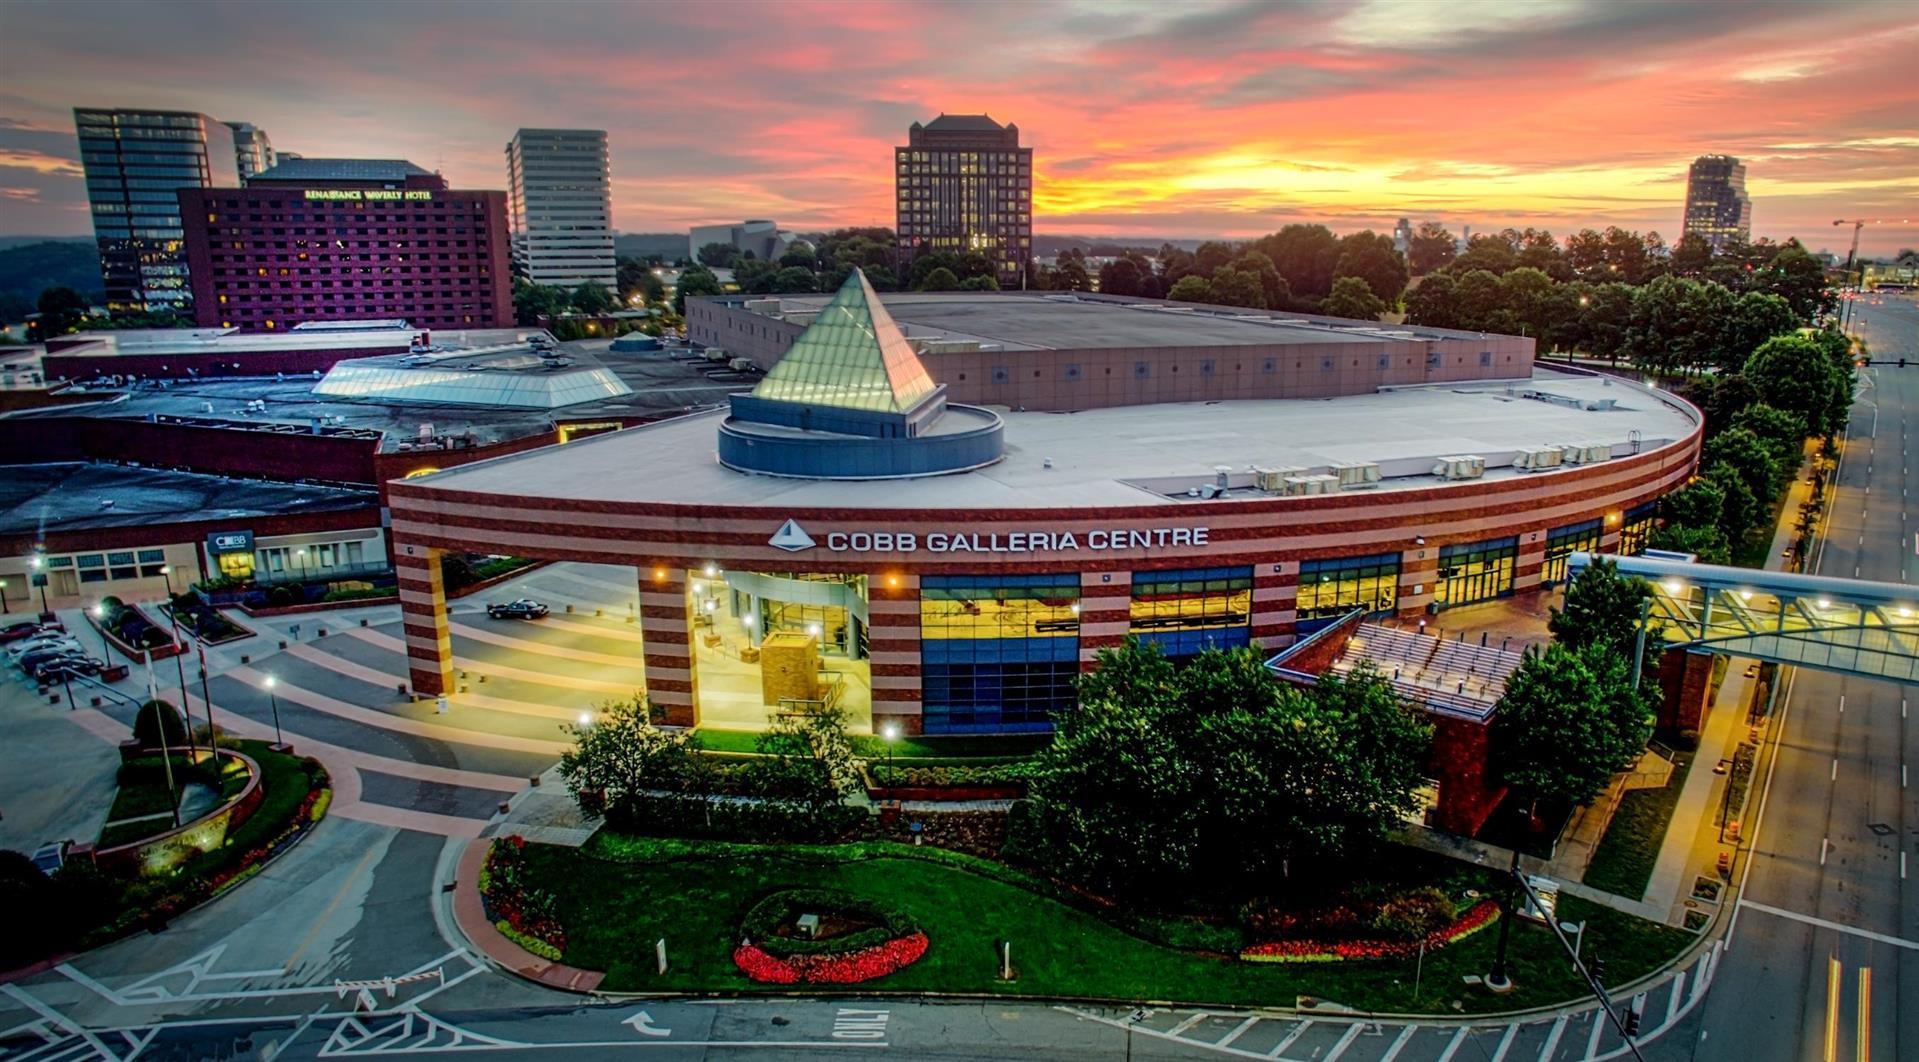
[881, 722, 900, 786]
[1486, 817, 1524, 992]
[264, 674, 285, 748]
[159, 566, 196, 757]
[31, 555, 52, 619]
[91, 601, 114, 661]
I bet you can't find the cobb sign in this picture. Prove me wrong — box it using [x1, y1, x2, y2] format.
[769, 519, 1210, 555]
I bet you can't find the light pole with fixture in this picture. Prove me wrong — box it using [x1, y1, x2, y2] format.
[31, 554, 52, 619]
[264, 674, 285, 748]
[881, 721, 900, 786]
[158, 565, 196, 756]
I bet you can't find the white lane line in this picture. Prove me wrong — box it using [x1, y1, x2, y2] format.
[1325, 1023, 1365, 1061]
[1488, 1023, 1517, 1062]
[1216, 1016, 1261, 1048]
[1537, 1015, 1567, 1061]
[1379, 1025, 1417, 1062]
[1667, 974, 1685, 1021]
[0, 985, 117, 1061]
[1902, 851, 1908, 880]
[1437, 1026, 1468, 1062]
[1821, 837, 1830, 865]
[1167, 1013, 1208, 1037]
[1832, 758, 1839, 780]
[1739, 899, 1919, 950]
[1267, 1021, 1314, 1058]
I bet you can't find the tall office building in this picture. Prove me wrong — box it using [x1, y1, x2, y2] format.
[1682, 155, 1751, 251]
[225, 121, 277, 179]
[505, 129, 615, 291]
[74, 108, 240, 313]
[896, 114, 1032, 287]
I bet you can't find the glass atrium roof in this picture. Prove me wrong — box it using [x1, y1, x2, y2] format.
[313, 356, 633, 409]
[749, 269, 939, 413]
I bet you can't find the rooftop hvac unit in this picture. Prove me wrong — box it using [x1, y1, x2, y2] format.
[1582, 398, 1618, 412]
[1283, 473, 1339, 496]
[703, 347, 729, 362]
[1332, 462, 1382, 489]
[743, 298, 783, 315]
[1561, 443, 1611, 465]
[1433, 455, 1486, 480]
[728, 357, 757, 372]
[1512, 446, 1564, 472]
[1253, 465, 1308, 492]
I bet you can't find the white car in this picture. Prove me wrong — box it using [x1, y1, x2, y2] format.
[8, 634, 81, 660]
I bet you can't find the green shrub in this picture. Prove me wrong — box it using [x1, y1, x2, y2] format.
[267, 585, 297, 607]
[1372, 887, 1457, 941]
[873, 762, 1031, 788]
[739, 887, 919, 957]
[132, 700, 188, 749]
[604, 793, 864, 843]
[322, 586, 395, 602]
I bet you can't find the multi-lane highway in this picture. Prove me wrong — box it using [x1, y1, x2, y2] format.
[1675, 293, 1918, 1061]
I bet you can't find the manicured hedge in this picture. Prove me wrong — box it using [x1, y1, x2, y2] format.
[740, 887, 919, 958]
[604, 793, 865, 844]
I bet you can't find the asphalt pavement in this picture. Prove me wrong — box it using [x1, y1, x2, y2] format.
[1663, 293, 1919, 1062]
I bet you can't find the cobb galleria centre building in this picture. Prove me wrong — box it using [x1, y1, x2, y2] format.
[391, 272, 1699, 757]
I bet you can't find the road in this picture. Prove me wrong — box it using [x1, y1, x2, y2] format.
[1670, 293, 1919, 1062]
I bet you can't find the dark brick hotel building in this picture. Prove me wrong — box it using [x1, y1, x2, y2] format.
[179, 158, 512, 332]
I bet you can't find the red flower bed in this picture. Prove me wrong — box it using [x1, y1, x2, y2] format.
[1241, 899, 1500, 964]
[733, 931, 929, 984]
[481, 835, 568, 954]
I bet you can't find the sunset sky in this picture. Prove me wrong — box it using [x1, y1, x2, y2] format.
[4, 0, 1916, 255]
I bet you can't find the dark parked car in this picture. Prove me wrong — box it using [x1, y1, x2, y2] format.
[34, 655, 103, 682]
[1, 617, 63, 643]
[487, 598, 549, 620]
[18, 644, 86, 671]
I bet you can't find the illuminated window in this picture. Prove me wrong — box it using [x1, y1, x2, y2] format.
[920, 574, 1079, 733]
[1128, 566, 1252, 658]
[1543, 519, 1603, 585]
[1297, 552, 1400, 631]
[1618, 501, 1658, 556]
[1435, 538, 1519, 608]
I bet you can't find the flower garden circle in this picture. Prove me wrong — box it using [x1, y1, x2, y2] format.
[733, 888, 929, 985]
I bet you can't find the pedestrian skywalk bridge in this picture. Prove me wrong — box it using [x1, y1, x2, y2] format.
[1571, 553, 1919, 683]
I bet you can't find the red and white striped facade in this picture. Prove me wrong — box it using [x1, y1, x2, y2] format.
[387, 414, 1701, 732]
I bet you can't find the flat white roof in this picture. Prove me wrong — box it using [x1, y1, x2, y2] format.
[73, 326, 418, 356]
[413, 371, 1697, 510]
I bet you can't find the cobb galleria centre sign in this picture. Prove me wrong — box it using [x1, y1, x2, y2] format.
[770, 519, 1210, 554]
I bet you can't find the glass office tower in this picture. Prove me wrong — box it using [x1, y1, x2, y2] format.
[74, 108, 240, 314]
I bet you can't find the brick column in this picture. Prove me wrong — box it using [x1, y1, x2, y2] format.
[1251, 561, 1296, 651]
[395, 545, 452, 696]
[1513, 528, 1548, 594]
[868, 574, 922, 736]
[638, 565, 698, 727]
[1657, 647, 1714, 734]
[1430, 715, 1505, 836]
[1397, 544, 1438, 619]
[1077, 570, 1131, 672]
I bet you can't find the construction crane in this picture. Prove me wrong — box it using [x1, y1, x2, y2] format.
[1833, 217, 1913, 273]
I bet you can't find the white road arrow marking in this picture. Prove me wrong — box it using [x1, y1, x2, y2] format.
[623, 1009, 671, 1037]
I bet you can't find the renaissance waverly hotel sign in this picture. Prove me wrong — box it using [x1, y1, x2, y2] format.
[769, 519, 1210, 555]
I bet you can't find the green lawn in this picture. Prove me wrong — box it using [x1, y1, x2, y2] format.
[1583, 751, 1694, 899]
[517, 833, 1689, 1012]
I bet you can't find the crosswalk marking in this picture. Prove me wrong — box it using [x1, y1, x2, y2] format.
[1488, 1023, 1517, 1062]
[1167, 1013, 1209, 1037]
[1324, 1023, 1364, 1061]
[1215, 1016, 1260, 1048]
[1436, 1026, 1468, 1062]
[1537, 1015, 1566, 1061]
[1379, 1025, 1417, 1062]
[1266, 1021, 1312, 1058]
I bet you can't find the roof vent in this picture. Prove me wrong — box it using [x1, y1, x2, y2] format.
[1433, 455, 1486, 480]
[1253, 465, 1307, 492]
[1332, 462, 1382, 489]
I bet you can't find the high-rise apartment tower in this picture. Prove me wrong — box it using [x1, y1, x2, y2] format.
[505, 128, 615, 291]
[225, 121, 277, 180]
[896, 115, 1032, 288]
[74, 108, 240, 313]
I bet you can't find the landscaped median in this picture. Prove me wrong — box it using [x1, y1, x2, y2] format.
[468, 831, 1690, 1014]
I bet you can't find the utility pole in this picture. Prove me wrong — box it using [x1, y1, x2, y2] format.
[1512, 870, 1647, 1061]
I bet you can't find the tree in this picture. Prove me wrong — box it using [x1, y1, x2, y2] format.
[558, 696, 698, 823]
[1718, 291, 1799, 371]
[36, 286, 89, 336]
[673, 266, 723, 315]
[1493, 643, 1653, 809]
[616, 257, 651, 304]
[1513, 228, 1570, 280]
[1648, 522, 1731, 564]
[1193, 240, 1236, 276]
[696, 242, 739, 268]
[770, 266, 818, 294]
[1333, 230, 1409, 306]
[957, 274, 1000, 291]
[1745, 334, 1841, 436]
[1402, 273, 1461, 329]
[1448, 234, 1517, 276]
[1253, 224, 1341, 301]
[1753, 243, 1833, 321]
[1231, 250, 1289, 309]
[1052, 254, 1091, 292]
[1661, 474, 1728, 533]
[1623, 275, 1702, 376]
[1166, 274, 1213, 303]
[1097, 256, 1144, 296]
[1321, 275, 1385, 320]
[750, 706, 859, 826]
[1701, 427, 1778, 521]
[1565, 229, 1609, 281]
[1453, 269, 1513, 332]
[1498, 267, 1558, 341]
[133, 699, 188, 750]
[916, 266, 961, 292]
[1728, 403, 1807, 481]
[1576, 281, 1636, 361]
[1701, 460, 1761, 544]
[1670, 233, 1714, 278]
[511, 281, 568, 326]
[1207, 264, 1267, 309]
[1407, 221, 1457, 275]
[1548, 557, 1660, 676]
[570, 281, 615, 315]
[1026, 640, 1429, 903]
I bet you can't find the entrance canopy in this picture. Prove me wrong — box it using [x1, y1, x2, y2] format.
[1570, 552, 1919, 684]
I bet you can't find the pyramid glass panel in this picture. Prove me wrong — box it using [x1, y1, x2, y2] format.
[750, 269, 938, 413]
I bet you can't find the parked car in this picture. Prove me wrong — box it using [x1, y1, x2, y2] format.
[34, 656, 103, 682]
[30, 841, 69, 874]
[1, 617, 62, 643]
[14, 640, 84, 668]
[8, 633, 80, 660]
[487, 598, 549, 620]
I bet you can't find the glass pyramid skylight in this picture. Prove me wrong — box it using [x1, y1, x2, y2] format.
[749, 269, 939, 413]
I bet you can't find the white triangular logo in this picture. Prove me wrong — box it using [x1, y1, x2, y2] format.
[769, 519, 816, 552]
